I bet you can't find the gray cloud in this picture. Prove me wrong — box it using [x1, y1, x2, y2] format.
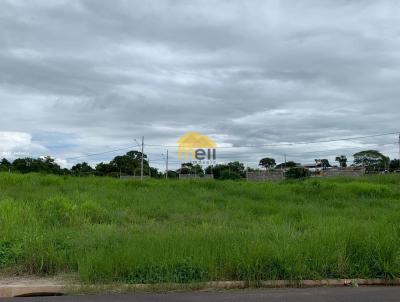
[0, 0, 399, 168]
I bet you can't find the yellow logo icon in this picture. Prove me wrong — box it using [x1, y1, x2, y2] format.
[177, 132, 217, 162]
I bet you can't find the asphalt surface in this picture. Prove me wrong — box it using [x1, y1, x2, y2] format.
[3, 287, 400, 302]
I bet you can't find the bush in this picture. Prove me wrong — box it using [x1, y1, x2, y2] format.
[40, 196, 78, 227]
[0, 241, 22, 268]
[284, 167, 310, 179]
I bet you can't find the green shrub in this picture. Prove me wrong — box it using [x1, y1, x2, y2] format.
[0, 241, 22, 268]
[40, 196, 78, 227]
[284, 167, 310, 179]
[79, 201, 110, 224]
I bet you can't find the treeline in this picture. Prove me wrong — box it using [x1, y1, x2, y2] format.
[0, 149, 399, 180]
[0, 151, 249, 180]
[258, 150, 400, 172]
[0, 156, 68, 175]
[0, 151, 161, 177]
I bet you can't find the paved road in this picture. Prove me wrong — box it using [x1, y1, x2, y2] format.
[3, 287, 400, 302]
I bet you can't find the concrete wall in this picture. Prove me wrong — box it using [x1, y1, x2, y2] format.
[120, 175, 150, 180]
[320, 168, 366, 177]
[246, 170, 284, 182]
[179, 174, 214, 180]
[247, 168, 365, 181]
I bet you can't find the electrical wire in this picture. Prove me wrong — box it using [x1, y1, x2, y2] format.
[64, 131, 399, 161]
[144, 131, 399, 149]
[66, 145, 136, 160]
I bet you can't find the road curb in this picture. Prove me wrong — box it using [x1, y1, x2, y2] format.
[0, 284, 65, 298]
[116, 278, 400, 290]
[1, 278, 400, 297]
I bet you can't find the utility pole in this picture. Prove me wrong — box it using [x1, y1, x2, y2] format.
[166, 149, 169, 179]
[398, 132, 400, 161]
[141, 136, 144, 181]
[284, 153, 287, 171]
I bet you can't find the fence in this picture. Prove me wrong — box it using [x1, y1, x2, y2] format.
[247, 168, 366, 182]
[120, 175, 150, 180]
[179, 174, 214, 180]
[319, 168, 366, 177]
[246, 170, 284, 182]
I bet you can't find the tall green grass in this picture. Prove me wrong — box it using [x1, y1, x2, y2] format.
[0, 173, 400, 283]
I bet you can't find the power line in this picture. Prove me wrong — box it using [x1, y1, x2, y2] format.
[144, 131, 399, 149]
[64, 131, 399, 161]
[146, 141, 399, 164]
[141, 136, 144, 181]
[211, 142, 399, 158]
[166, 149, 169, 179]
[65, 145, 136, 160]
[398, 133, 400, 160]
[146, 141, 398, 159]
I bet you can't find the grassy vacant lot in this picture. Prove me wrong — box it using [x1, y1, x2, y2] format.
[0, 173, 400, 283]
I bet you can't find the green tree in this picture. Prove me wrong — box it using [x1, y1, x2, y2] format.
[259, 157, 276, 169]
[284, 167, 310, 179]
[275, 161, 299, 169]
[193, 164, 204, 176]
[353, 150, 389, 170]
[315, 158, 331, 168]
[335, 155, 347, 168]
[110, 150, 149, 175]
[11, 157, 61, 174]
[167, 170, 179, 178]
[0, 158, 11, 172]
[205, 161, 245, 180]
[42, 156, 61, 174]
[95, 162, 117, 176]
[177, 163, 193, 174]
[389, 159, 400, 171]
[177, 163, 204, 176]
[71, 162, 94, 175]
[94, 150, 151, 177]
[12, 158, 34, 173]
[149, 167, 161, 178]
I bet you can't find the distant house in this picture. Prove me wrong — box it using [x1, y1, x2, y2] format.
[302, 164, 319, 173]
[302, 163, 332, 173]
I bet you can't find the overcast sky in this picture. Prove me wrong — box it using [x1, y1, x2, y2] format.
[0, 0, 399, 169]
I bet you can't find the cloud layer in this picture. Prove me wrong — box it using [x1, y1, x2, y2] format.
[0, 0, 399, 168]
